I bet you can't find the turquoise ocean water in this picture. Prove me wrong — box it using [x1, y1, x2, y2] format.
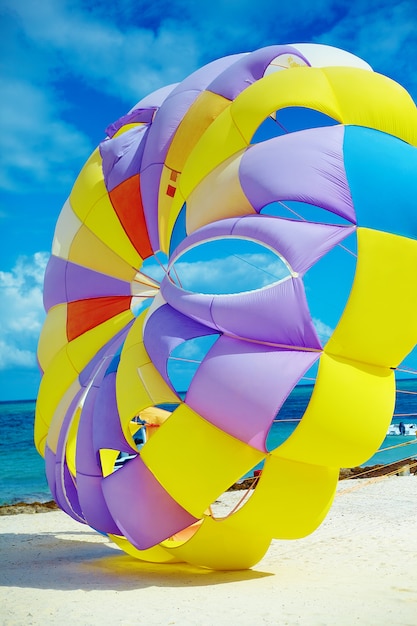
[0, 380, 416, 506]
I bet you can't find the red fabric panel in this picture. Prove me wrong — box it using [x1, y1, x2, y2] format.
[67, 296, 131, 341]
[109, 174, 153, 259]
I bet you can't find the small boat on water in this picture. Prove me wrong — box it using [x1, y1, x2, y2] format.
[386, 423, 417, 436]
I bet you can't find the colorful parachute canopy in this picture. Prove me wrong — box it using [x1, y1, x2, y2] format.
[35, 43, 417, 570]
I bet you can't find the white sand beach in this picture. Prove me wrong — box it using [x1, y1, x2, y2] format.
[1, 476, 416, 626]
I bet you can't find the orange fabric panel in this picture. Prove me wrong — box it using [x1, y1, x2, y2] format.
[109, 174, 153, 259]
[67, 296, 132, 341]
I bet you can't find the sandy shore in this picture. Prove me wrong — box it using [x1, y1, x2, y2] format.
[1, 476, 416, 626]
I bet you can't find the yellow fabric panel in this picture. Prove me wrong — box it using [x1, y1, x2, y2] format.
[157, 165, 182, 253]
[116, 314, 179, 440]
[162, 514, 271, 570]
[186, 150, 256, 234]
[130, 271, 160, 295]
[69, 223, 138, 282]
[83, 194, 142, 270]
[35, 354, 81, 455]
[52, 199, 81, 259]
[161, 455, 337, 567]
[322, 67, 417, 145]
[160, 107, 247, 252]
[37, 307, 132, 454]
[177, 106, 248, 205]
[108, 533, 183, 564]
[159, 185, 186, 253]
[99, 449, 120, 478]
[70, 148, 107, 221]
[232, 66, 417, 145]
[326, 229, 417, 368]
[112, 122, 145, 138]
[66, 310, 134, 373]
[66, 406, 82, 477]
[141, 403, 265, 518]
[173, 67, 417, 244]
[231, 67, 342, 144]
[274, 352, 395, 467]
[37, 304, 68, 372]
[46, 379, 82, 455]
[222, 455, 339, 539]
[165, 90, 231, 172]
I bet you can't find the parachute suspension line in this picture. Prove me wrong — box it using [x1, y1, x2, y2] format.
[277, 200, 357, 257]
[168, 356, 202, 364]
[338, 459, 417, 491]
[153, 253, 169, 277]
[270, 114, 289, 134]
[217, 473, 261, 520]
[397, 366, 417, 376]
[170, 264, 183, 288]
[278, 200, 306, 220]
[222, 331, 322, 353]
[272, 418, 302, 423]
[135, 269, 161, 287]
[337, 242, 357, 258]
[231, 253, 289, 281]
[374, 439, 417, 455]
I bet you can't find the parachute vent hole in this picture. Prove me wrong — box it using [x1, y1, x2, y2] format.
[169, 237, 291, 295]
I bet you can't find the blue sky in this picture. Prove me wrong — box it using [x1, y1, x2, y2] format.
[1, 0, 416, 401]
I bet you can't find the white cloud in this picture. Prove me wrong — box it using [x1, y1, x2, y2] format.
[0, 252, 48, 370]
[0, 79, 92, 193]
[2, 0, 199, 102]
[316, 1, 417, 95]
[173, 252, 289, 294]
[312, 317, 333, 343]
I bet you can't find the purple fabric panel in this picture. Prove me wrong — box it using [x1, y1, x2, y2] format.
[138, 162, 164, 251]
[211, 278, 321, 349]
[43, 255, 68, 310]
[169, 215, 354, 276]
[65, 263, 131, 301]
[102, 455, 199, 550]
[141, 54, 244, 168]
[75, 385, 101, 476]
[143, 303, 218, 387]
[105, 108, 155, 138]
[230, 216, 355, 275]
[174, 53, 246, 92]
[100, 125, 148, 191]
[161, 276, 321, 349]
[141, 89, 205, 170]
[76, 473, 121, 534]
[78, 323, 131, 387]
[106, 83, 178, 138]
[186, 336, 320, 451]
[141, 90, 205, 244]
[92, 370, 133, 454]
[240, 125, 356, 224]
[44, 445, 58, 502]
[57, 460, 84, 520]
[140, 54, 246, 249]
[160, 278, 215, 330]
[208, 45, 310, 100]
[52, 390, 85, 521]
[128, 83, 179, 112]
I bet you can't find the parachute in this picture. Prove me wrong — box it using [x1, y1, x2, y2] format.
[35, 43, 417, 570]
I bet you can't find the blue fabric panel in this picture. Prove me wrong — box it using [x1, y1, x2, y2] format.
[344, 126, 417, 239]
